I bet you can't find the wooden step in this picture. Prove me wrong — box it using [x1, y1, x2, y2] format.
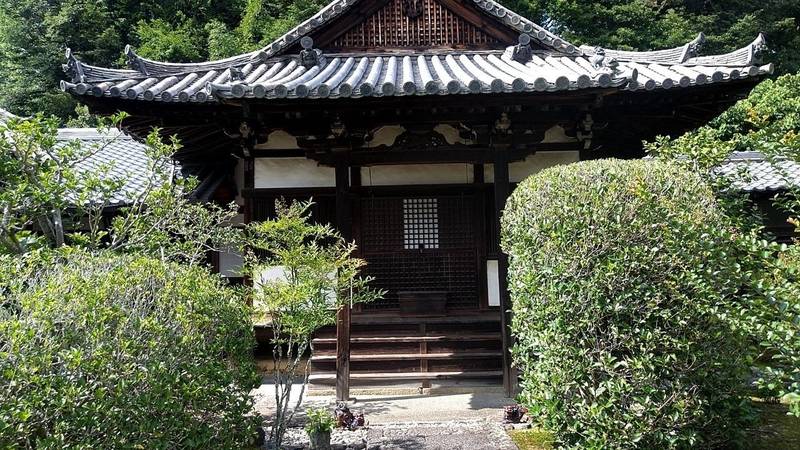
[312, 333, 500, 345]
[309, 370, 502, 383]
[349, 313, 501, 325]
[311, 351, 502, 362]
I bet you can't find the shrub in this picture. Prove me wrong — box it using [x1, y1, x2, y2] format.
[502, 159, 766, 449]
[304, 408, 335, 435]
[0, 250, 260, 449]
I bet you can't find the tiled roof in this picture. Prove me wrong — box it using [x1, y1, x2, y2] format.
[56, 128, 156, 207]
[717, 151, 800, 193]
[3, 111, 155, 207]
[60, 48, 773, 103]
[59, 0, 772, 104]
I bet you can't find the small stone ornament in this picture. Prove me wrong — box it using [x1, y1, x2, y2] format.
[511, 34, 533, 63]
[503, 404, 528, 424]
[334, 402, 366, 431]
[299, 36, 325, 68]
[590, 46, 606, 69]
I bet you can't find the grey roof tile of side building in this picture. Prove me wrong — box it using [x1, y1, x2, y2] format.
[56, 128, 155, 207]
[59, 0, 773, 103]
[3, 110, 155, 207]
[3, 111, 224, 207]
[717, 151, 800, 193]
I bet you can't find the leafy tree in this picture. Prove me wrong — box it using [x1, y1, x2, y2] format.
[0, 0, 244, 120]
[649, 73, 800, 416]
[648, 73, 800, 173]
[135, 16, 206, 63]
[0, 113, 239, 263]
[0, 249, 260, 449]
[0, 113, 124, 253]
[244, 200, 381, 448]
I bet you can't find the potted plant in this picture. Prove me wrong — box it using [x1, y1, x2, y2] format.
[305, 407, 335, 450]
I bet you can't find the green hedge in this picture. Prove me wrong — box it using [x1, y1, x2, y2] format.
[502, 159, 758, 449]
[0, 250, 260, 449]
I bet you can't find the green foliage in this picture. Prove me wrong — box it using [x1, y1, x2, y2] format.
[0, 113, 125, 253]
[135, 16, 206, 62]
[758, 247, 800, 417]
[205, 19, 244, 60]
[245, 200, 381, 447]
[0, 113, 240, 262]
[0, 0, 244, 120]
[0, 249, 259, 449]
[648, 73, 800, 233]
[237, 0, 328, 50]
[648, 73, 800, 173]
[649, 74, 800, 419]
[502, 159, 791, 449]
[246, 200, 380, 340]
[304, 407, 336, 434]
[104, 131, 241, 265]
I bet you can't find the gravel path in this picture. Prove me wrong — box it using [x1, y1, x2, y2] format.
[267, 419, 518, 450]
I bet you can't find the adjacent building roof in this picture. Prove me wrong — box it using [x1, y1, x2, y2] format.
[56, 128, 153, 207]
[2, 109, 226, 206]
[717, 151, 800, 193]
[59, 0, 772, 104]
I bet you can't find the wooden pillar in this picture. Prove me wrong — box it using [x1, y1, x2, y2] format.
[335, 162, 352, 401]
[493, 145, 516, 398]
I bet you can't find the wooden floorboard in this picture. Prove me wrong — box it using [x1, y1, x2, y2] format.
[312, 333, 501, 344]
[309, 370, 503, 382]
[349, 313, 501, 325]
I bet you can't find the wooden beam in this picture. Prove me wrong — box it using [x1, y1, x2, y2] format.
[335, 162, 352, 401]
[308, 143, 580, 166]
[493, 139, 516, 398]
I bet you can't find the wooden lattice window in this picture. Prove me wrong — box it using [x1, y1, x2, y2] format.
[403, 198, 439, 250]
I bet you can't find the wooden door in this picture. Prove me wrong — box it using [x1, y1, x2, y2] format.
[358, 193, 479, 311]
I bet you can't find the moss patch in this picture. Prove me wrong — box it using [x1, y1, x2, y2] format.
[508, 428, 554, 450]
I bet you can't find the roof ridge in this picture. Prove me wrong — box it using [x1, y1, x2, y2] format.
[580, 33, 706, 65]
[684, 33, 767, 67]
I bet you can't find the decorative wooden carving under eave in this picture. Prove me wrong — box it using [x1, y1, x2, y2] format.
[392, 128, 449, 150]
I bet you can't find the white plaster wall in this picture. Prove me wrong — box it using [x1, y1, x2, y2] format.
[485, 151, 579, 183]
[254, 129, 300, 149]
[254, 157, 335, 188]
[486, 259, 500, 307]
[361, 163, 474, 186]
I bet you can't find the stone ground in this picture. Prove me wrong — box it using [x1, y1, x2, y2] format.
[253, 378, 520, 449]
[270, 420, 518, 449]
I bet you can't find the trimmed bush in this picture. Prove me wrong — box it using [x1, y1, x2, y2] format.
[502, 159, 759, 449]
[0, 250, 259, 449]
